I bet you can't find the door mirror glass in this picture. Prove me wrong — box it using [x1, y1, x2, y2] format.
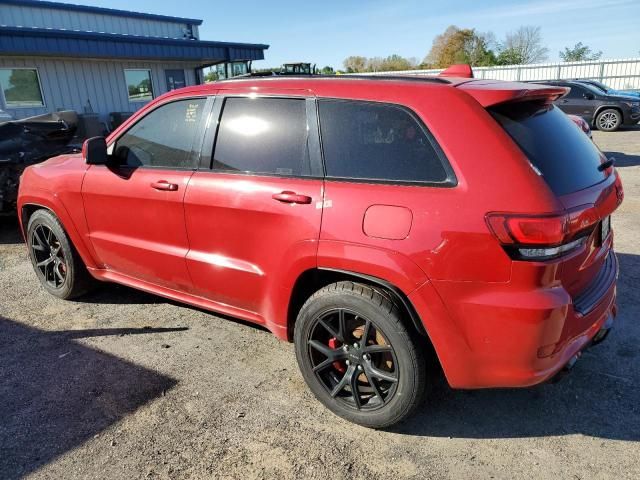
[82, 136, 109, 165]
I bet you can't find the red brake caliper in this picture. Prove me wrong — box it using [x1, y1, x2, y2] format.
[328, 338, 346, 373]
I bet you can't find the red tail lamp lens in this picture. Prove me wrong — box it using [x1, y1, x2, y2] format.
[486, 213, 568, 245]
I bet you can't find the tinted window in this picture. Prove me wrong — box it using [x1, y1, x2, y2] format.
[114, 98, 206, 169]
[564, 85, 585, 99]
[318, 100, 448, 183]
[585, 81, 608, 93]
[491, 103, 607, 196]
[212, 97, 311, 176]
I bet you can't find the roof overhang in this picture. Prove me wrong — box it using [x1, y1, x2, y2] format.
[0, 26, 269, 65]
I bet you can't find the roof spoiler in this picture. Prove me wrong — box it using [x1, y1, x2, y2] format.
[439, 64, 474, 78]
[457, 82, 570, 107]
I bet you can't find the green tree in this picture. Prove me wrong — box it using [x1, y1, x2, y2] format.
[424, 26, 464, 67]
[204, 70, 219, 82]
[463, 31, 497, 66]
[320, 66, 335, 75]
[495, 48, 525, 65]
[343, 56, 368, 73]
[379, 54, 416, 71]
[499, 26, 548, 64]
[559, 42, 602, 62]
[366, 57, 383, 72]
[424, 26, 497, 68]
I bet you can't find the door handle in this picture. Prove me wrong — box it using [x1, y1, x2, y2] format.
[272, 191, 312, 204]
[151, 181, 179, 191]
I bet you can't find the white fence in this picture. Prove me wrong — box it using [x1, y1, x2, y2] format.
[363, 58, 640, 91]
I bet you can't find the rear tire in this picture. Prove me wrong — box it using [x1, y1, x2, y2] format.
[294, 281, 427, 428]
[27, 209, 95, 299]
[596, 109, 622, 132]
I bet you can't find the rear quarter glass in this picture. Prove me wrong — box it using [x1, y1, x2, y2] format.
[490, 103, 608, 196]
[317, 99, 451, 184]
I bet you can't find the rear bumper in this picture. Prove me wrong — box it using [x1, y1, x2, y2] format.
[548, 311, 614, 383]
[410, 251, 619, 389]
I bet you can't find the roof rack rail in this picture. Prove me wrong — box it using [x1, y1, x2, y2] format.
[216, 74, 451, 84]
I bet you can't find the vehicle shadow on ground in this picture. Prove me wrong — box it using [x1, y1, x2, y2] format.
[604, 151, 640, 168]
[393, 252, 640, 441]
[0, 318, 183, 480]
[78, 282, 168, 306]
[77, 283, 272, 334]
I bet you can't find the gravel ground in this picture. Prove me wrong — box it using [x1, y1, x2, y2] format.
[1, 128, 639, 480]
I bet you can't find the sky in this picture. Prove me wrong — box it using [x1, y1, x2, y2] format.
[56, 0, 640, 69]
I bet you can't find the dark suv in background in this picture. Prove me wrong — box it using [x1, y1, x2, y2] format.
[575, 79, 640, 99]
[536, 80, 640, 131]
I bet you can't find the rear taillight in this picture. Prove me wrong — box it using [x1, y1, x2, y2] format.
[486, 214, 567, 245]
[486, 207, 597, 260]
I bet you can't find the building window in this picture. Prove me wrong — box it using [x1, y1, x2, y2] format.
[214, 62, 250, 80]
[0, 68, 45, 108]
[124, 69, 154, 102]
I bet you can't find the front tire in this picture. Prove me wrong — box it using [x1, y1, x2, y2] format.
[596, 109, 622, 132]
[294, 281, 427, 428]
[27, 209, 94, 299]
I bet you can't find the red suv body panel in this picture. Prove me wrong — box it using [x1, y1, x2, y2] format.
[83, 167, 195, 291]
[17, 76, 621, 389]
[183, 173, 323, 338]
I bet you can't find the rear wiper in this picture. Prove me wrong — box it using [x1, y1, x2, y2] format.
[598, 157, 615, 171]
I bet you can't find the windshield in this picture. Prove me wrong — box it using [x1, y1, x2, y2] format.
[491, 103, 608, 196]
[585, 80, 609, 93]
[579, 82, 607, 96]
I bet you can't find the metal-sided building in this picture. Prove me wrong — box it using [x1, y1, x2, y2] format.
[0, 0, 268, 122]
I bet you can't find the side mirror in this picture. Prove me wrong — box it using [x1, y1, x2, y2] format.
[584, 92, 595, 100]
[82, 136, 109, 165]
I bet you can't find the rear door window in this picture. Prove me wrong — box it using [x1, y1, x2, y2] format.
[318, 99, 451, 184]
[491, 103, 607, 196]
[212, 97, 311, 176]
[564, 86, 584, 99]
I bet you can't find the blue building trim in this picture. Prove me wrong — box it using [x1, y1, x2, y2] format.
[0, 26, 268, 64]
[1, 0, 204, 26]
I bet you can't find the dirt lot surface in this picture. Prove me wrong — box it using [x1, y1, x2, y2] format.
[1, 128, 639, 480]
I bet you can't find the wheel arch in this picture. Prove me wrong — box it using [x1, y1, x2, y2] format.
[593, 105, 623, 125]
[20, 200, 99, 270]
[286, 267, 428, 343]
[20, 203, 42, 238]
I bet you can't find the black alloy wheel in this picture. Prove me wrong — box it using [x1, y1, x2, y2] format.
[294, 281, 428, 428]
[307, 308, 399, 410]
[30, 223, 68, 289]
[27, 209, 95, 299]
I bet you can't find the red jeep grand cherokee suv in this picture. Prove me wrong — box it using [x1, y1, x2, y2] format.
[17, 70, 622, 428]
